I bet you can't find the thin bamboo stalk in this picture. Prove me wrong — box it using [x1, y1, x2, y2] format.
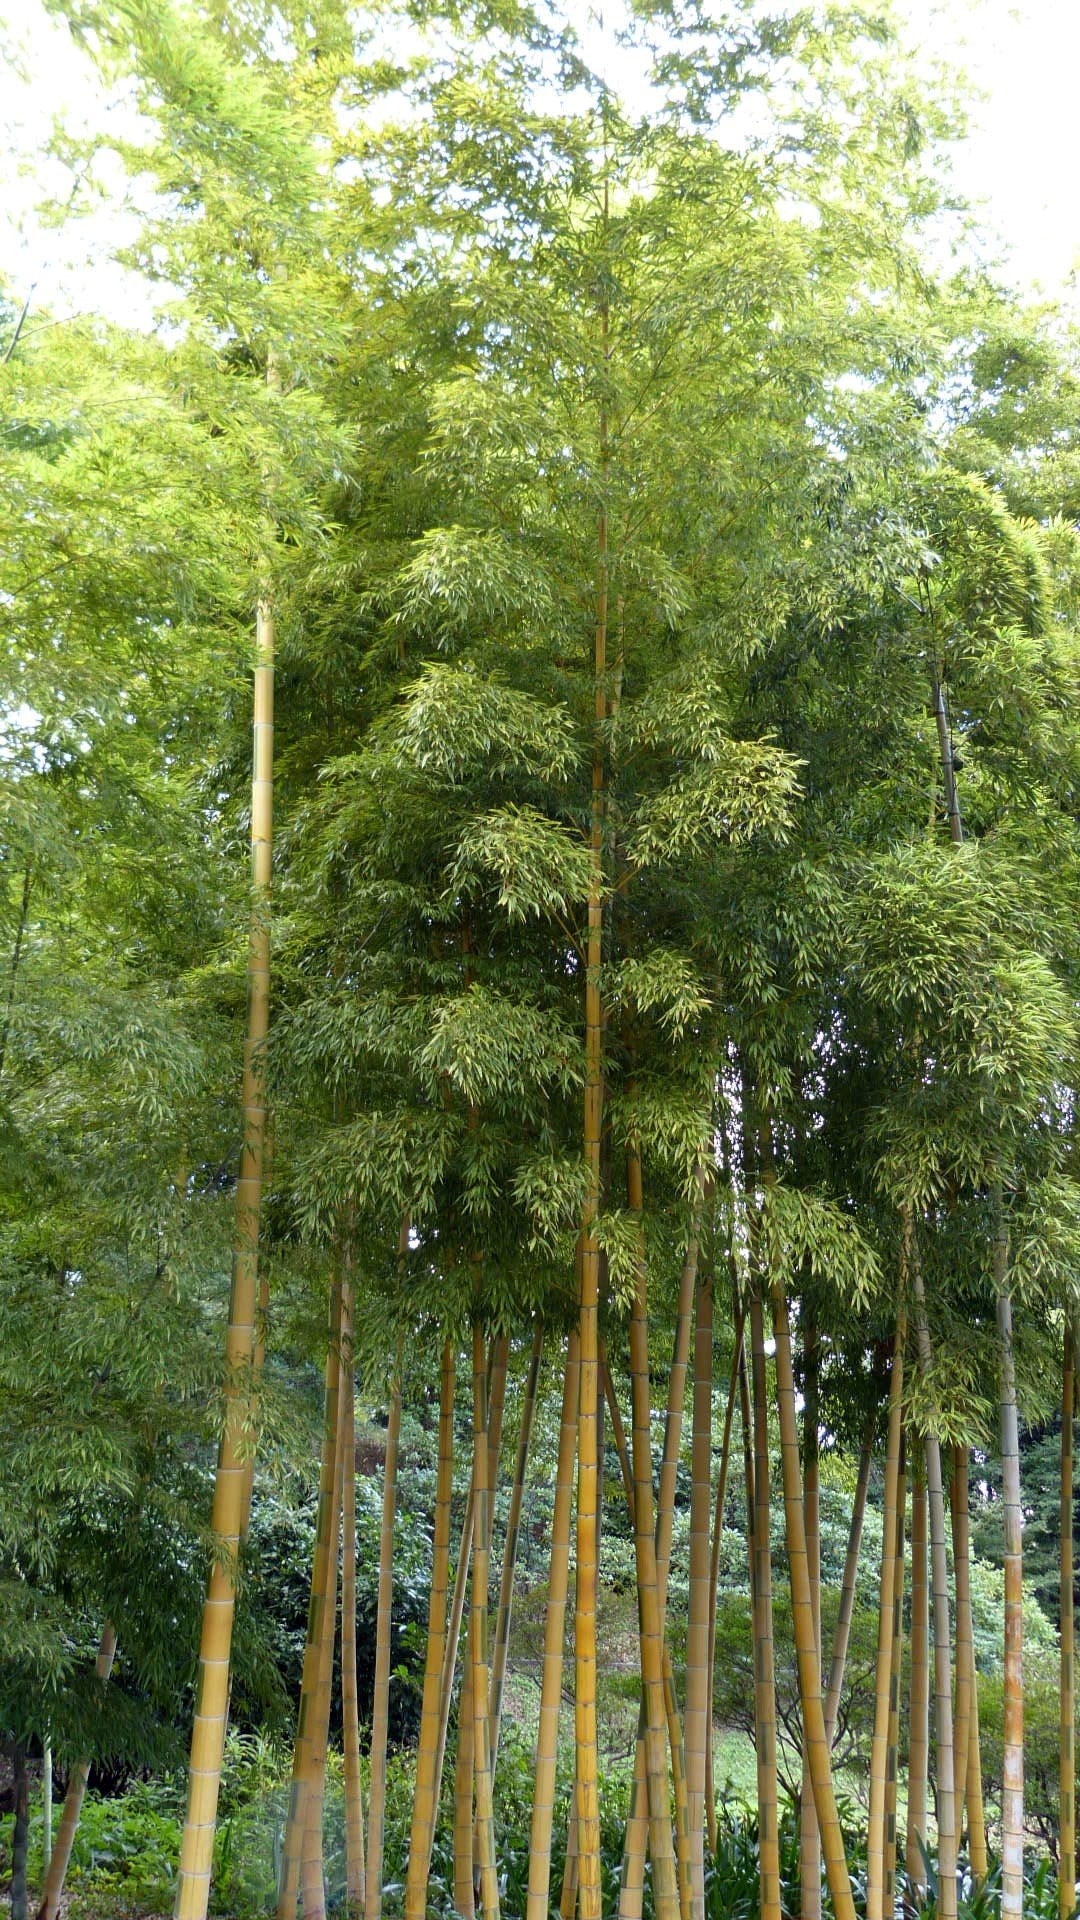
[437, 1490, 474, 1805]
[867, 1316, 905, 1920]
[823, 1408, 876, 1746]
[905, 1457, 930, 1894]
[527, 1335, 580, 1920]
[454, 1609, 476, 1920]
[883, 1442, 906, 1913]
[998, 1257, 1024, 1920]
[404, 1341, 455, 1920]
[627, 1140, 680, 1920]
[801, 1313, 822, 1920]
[618, 1211, 701, 1920]
[363, 1344, 403, 1920]
[1062, 1325, 1075, 1920]
[910, 1223, 957, 1920]
[770, 1284, 856, 1920]
[749, 1290, 782, 1920]
[686, 1266, 714, 1920]
[470, 1328, 500, 1920]
[278, 1285, 343, 1919]
[951, 1446, 974, 1866]
[340, 1277, 365, 1917]
[37, 1625, 117, 1920]
[966, 1616, 987, 1882]
[300, 1394, 345, 1920]
[490, 1321, 544, 1770]
[175, 459, 276, 1920]
[705, 1318, 744, 1856]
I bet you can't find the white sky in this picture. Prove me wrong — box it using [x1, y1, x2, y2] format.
[1, 0, 1078, 323]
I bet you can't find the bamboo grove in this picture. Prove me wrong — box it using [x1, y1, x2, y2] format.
[5, 3, 1080, 1920]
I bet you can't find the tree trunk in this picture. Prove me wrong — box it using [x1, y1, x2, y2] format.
[454, 1610, 476, 1920]
[823, 1411, 875, 1746]
[437, 1489, 474, 1812]
[966, 1612, 988, 1882]
[686, 1265, 714, 1920]
[910, 1224, 957, 1920]
[998, 1261, 1024, 1920]
[470, 1326, 500, 1920]
[527, 1334, 579, 1920]
[749, 1290, 782, 1920]
[1062, 1324, 1075, 1920]
[37, 1624, 117, 1920]
[490, 1320, 544, 1771]
[706, 1317, 744, 1855]
[867, 1315, 905, 1920]
[404, 1340, 455, 1920]
[340, 1278, 365, 1918]
[278, 1281, 343, 1920]
[364, 1346, 403, 1920]
[175, 488, 275, 1920]
[770, 1284, 856, 1920]
[905, 1457, 930, 1895]
[883, 1440, 906, 1914]
[800, 1313, 822, 1920]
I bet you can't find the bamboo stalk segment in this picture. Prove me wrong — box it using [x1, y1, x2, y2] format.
[905, 1455, 930, 1893]
[363, 1342, 403, 1920]
[1062, 1324, 1075, 1920]
[705, 1316, 744, 1855]
[526, 1334, 579, 1920]
[489, 1319, 544, 1770]
[404, 1340, 454, 1920]
[883, 1442, 905, 1912]
[867, 1315, 905, 1920]
[685, 1266, 714, 1920]
[37, 1623, 117, 1920]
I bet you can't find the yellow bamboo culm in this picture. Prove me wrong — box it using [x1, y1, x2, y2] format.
[993, 1163, 1024, 1920]
[454, 1613, 476, 1920]
[1062, 1324, 1075, 1920]
[883, 1443, 906, 1912]
[749, 1291, 782, 1920]
[526, 1334, 579, 1920]
[770, 1284, 856, 1920]
[951, 1446, 975, 1866]
[364, 1344, 403, 1920]
[404, 1340, 455, 1920]
[37, 1623, 117, 1920]
[175, 526, 275, 1920]
[340, 1274, 365, 1917]
[824, 1410, 875, 1747]
[705, 1319, 744, 1856]
[867, 1315, 905, 1920]
[905, 1455, 930, 1894]
[277, 1283, 344, 1920]
[470, 1326, 500, 1920]
[685, 1266, 714, 1920]
[489, 1320, 544, 1770]
[300, 1392, 345, 1920]
[800, 1314, 822, 1920]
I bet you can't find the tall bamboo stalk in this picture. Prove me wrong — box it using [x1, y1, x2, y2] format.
[490, 1320, 544, 1770]
[364, 1345, 403, 1920]
[686, 1265, 714, 1920]
[867, 1315, 905, 1920]
[998, 1255, 1024, 1920]
[966, 1616, 988, 1882]
[619, 1214, 700, 1920]
[438, 1491, 474, 1807]
[278, 1283, 343, 1920]
[801, 1313, 822, 1920]
[706, 1318, 744, 1854]
[905, 1455, 930, 1894]
[175, 425, 276, 1920]
[951, 1446, 974, 1865]
[37, 1625, 116, 1920]
[340, 1276, 365, 1918]
[627, 1139, 680, 1920]
[749, 1290, 782, 1920]
[883, 1442, 906, 1913]
[910, 1221, 957, 1920]
[404, 1340, 455, 1920]
[527, 1335, 580, 1920]
[823, 1410, 875, 1745]
[470, 1327, 500, 1920]
[454, 1608, 476, 1920]
[770, 1284, 856, 1920]
[1062, 1324, 1076, 1920]
[300, 1397, 345, 1920]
